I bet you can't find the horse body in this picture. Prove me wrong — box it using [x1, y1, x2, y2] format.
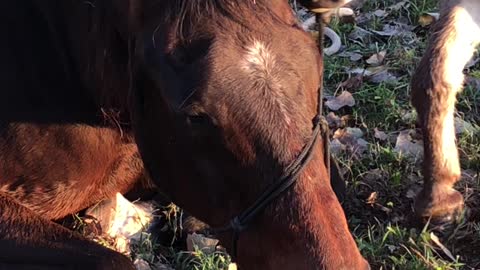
[411, 0, 480, 224]
[0, 0, 368, 269]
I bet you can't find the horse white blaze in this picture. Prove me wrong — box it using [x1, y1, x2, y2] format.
[243, 40, 291, 126]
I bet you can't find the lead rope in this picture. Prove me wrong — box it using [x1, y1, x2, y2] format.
[212, 13, 331, 262]
[315, 13, 331, 179]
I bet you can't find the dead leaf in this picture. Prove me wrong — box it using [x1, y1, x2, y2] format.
[357, 138, 369, 149]
[405, 188, 417, 199]
[338, 51, 363, 61]
[333, 128, 368, 156]
[418, 13, 439, 27]
[401, 111, 417, 122]
[366, 50, 387, 66]
[350, 53, 363, 61]
[373, 9, 388, 18]
[349, 65, 387, 78]
[330, 138, 346, 155]
[186, 233, 219, 254]
[348, 67, 373, 76]
[338, 75, 363, 92]
[368, 69, 397, 84]
[152, 263, 175, 270]
[366, 191, 378, 205]
[326, 112, 342, 128]
[394, 130, 424, 161]
[388, 1, 408, 11]
[325, 91, 356, 111]
[134, 259, 152, 270]
[348, 26, 373, 42]
[372, 23, 413, 37]
[374, 128, 388, 141]
[454, 117, 477, 134]
[334, 127, 364, 142]
[363, 168, 387, 182]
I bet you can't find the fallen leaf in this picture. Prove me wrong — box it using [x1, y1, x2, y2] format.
[134, 259, 152, 270]
[357, 138, 369, 149]
[363, 168, 387, 182]
[334, 127, 364, 142]
[388, 1, 408, 11]
[349, 65, 387, 77]
[330, 138, 346, 155]
[394, 130, 424, 161]
[153, 263, 175, 270]
[325, 91, 356, 111]
[373, 9, 388, 17]
[326, 112, 342, 128]
[338, 51, 363, 61]
[368, 69, 397, 84]
[186, 233, 219, 254]
[454, 117, 477, 134]
[348, 26, 373, 42]
[405, 188, 417, 199]
[418, 13, 439, 27]
[333, 128, 368, 156]
[350, 53, 363, 61]
[348, 67, 373, 76]
[366, 191, 378, 205]
[374, 128, 388, 141]
[366, 50, 387, 66]
[401, 111, 417, 123]
[338, 75, 363, 92]
[372, 23, 412, 37]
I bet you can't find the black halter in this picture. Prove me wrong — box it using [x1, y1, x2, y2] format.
[212, 14, 330, 260]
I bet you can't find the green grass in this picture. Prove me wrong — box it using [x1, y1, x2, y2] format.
[322, 0, 480, 269]
[172, 247, 232, 270]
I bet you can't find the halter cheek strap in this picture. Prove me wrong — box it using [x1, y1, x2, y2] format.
[212, 13, 330, 261]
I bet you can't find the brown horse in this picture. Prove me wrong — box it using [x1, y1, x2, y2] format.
[0, 0, 368, 269]
[411, 0, 480, 226]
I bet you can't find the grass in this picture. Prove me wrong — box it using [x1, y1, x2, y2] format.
[321, 0, 480, 269]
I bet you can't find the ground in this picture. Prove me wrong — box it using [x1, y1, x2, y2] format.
[317, 0, 480, 269]
[70, 1, 480, 269]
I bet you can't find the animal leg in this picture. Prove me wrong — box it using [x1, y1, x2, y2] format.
[0, 193, 135, 270]
[411, 0, 480, 226]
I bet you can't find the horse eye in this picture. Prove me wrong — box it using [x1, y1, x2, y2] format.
[167, 38, 211, 71]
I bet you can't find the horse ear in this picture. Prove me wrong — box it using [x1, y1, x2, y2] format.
[106, 0, 143, 37]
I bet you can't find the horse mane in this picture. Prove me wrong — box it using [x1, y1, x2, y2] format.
[145, 0, 283, 41]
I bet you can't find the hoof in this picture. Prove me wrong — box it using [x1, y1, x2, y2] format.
[414, 187, 465, 231]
